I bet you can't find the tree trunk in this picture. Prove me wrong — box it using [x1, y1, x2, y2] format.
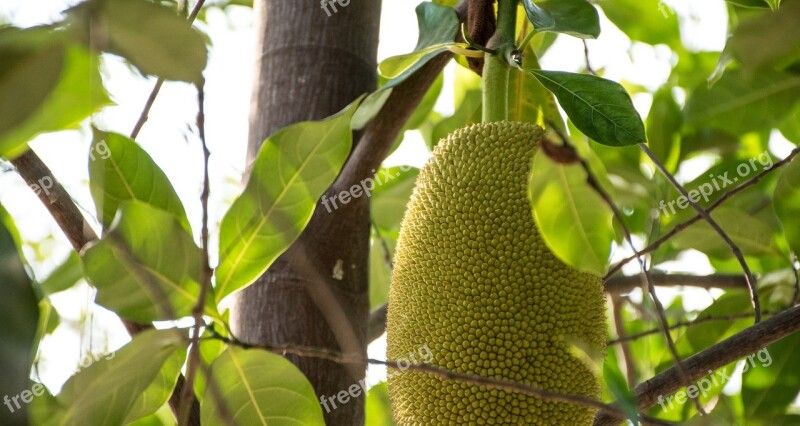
[231, 1, 381, 425]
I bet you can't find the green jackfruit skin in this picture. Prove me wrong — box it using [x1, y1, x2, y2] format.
[386, 121, 606, 425]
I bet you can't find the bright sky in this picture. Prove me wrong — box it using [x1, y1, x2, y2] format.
[0, 0, 775, 395]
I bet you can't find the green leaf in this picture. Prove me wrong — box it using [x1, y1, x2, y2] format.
[370, 235, 392, 310]
[0, 32, 109, 159]
[778, 103, 800, 144]
[529, 150, 614, 275]
[773, 157, 800, 255]
[192, 331, 228, 400]
[56, 329, 186, 425]
[727, 0, 774, 9]
[378, 2, 459, 85]
[351, 88, 392, 131]
[680, 293, 752, 354]
[89, 129, 189, 232]
[646, 88, 682, 172]
[508, 46, 565, 130]
[371, 166, 420, 232]
[0, 28, 63, 145]
[529, 70, 646, 146]
[522, 0, 600, 38]
[684, 69, 800, 134]
[29, 384, 61, 426]
[365, 382, 395, 426]
[730, 0, 800, 72]
[34, 299, 60, 355]
[124, 343, 186, 424]
[216, 98, 361, 303]
[201, 346, 324, 425]
[39, 251, 83, 295]
[379, 43, 459, 80]
[671, 207, 780, 258]
[430, 88, 482, 149]
[742, 333, 800, 420]
[0, 207, 38, 426]
[599, 0, 681, 47]
[68, 0, 208, 83]
[602, 356, 638, 422]
[82, 201, 216, 322]
[125, 404, 176, 426]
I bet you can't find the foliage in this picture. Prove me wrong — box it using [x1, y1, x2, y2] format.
[1, 0, 799, 424]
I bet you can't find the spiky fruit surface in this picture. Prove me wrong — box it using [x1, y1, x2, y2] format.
[386, 121, 606, 425]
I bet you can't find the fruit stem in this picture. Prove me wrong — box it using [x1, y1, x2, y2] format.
[482, 0, 517, 123]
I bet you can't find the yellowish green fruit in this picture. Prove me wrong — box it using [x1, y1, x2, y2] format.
[386, 121, 606, 425]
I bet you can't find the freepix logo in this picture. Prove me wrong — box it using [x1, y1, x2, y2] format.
[656, 347, 773, 410]
[319, 344, 433, 414]
[657, 151, 773, 218]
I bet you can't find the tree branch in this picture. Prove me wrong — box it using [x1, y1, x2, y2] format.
[594, 305, 800, 426]
[336, 1, 467, 187]
[608, 311, 774, 345]
[606, 145, 800, 279]
[205, 328, 675, 426]
[10, 151, 97, 252]
[641, 144, 760, 324]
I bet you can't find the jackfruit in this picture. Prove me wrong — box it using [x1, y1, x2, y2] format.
[386, 121, 606, 425]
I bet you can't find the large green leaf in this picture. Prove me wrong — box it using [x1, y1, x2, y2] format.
[365, 382, 395, 426]
[773, 157, 800, 255]
[0, 30, 109, 159]
[67, 0, 208, 83]
[55, 329, 186, 425]
[529, 150, 614, 275]
[82, 201, 216, 322]
[371, 166, 420, 232]
[529, 70, 646, 146]
[201, 346, 324, 425]
[742, 332, 800, 420]
[123, 343, 186, 424]
[216, 98, 361, 303]
[730, 0, 800, 72]
[369, 234, 392, 310]
[39, 251, 83, 295]
[522, 0, 600, 38]
[671, 207, 780, 258]
[599, 0, 680, 47]
[508, 45, 565, 130]
[378, 2, 459, 86]
[646, 88, 682, 172]
[0, 28, 63, 145]
[684, 69, 800, 134]
[778, 103, 800, 144]
[89, 130, 189, 232]
[0, 206, 39, 426]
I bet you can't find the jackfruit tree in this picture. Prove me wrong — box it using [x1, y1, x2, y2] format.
[1, 0, 800, 425]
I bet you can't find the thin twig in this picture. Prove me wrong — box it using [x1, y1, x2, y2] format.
[641, 144, 759, 324]
[609, 311, 774, 345]
[371, 221, 394, 269]
[610, 295, 637, 388]
[594, 305, 800, 425]
[179, 80, 211, 426]
[583, 40, 596, 75]
[792, 253, 799, 306]
[205, 328, 674, 426]
[606, 145, 800, 279]
[571, 147, 705, 415]
[129, 0, 206, 140]
[604, 273, 747, 293]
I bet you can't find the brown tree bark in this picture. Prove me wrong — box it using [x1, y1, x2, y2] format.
[231, 1, 381, 424]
